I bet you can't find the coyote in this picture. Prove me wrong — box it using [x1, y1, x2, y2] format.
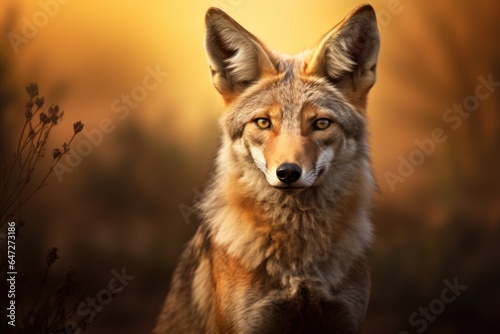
[154, 4, 379, 333]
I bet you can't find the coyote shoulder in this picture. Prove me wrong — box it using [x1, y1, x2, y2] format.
[154, 4, 380, 333]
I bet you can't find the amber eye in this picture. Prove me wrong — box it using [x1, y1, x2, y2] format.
[255, 118, 271, 129]
[313, 118, 331, 130]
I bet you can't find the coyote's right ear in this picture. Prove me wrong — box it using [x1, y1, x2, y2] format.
[204, 7, 276, 102]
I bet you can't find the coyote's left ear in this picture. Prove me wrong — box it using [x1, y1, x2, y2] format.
[306, 4, 380, 104]
[204, 7, 276, 103]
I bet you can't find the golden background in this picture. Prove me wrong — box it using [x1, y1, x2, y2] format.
[0, 0, 499, 333]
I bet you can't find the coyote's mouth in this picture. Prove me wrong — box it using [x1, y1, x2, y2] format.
[273, 185, 307, 194]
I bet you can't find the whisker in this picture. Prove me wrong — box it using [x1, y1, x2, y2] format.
[253, 159, 267, 172]
[304, 168, 319, 178]
[253, 159, 266, 167]
[315, 160, 334, 168]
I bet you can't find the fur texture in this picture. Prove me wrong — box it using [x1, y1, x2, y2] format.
[154, 4, 380, 334]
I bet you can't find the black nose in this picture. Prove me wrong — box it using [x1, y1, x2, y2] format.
[276, 163, 302, 184]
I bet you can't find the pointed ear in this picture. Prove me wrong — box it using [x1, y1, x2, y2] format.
[305, 4, 380, 101]
[204, 7, 277, 102]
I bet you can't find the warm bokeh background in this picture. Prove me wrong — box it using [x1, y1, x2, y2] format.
[1, 0, 499, 333]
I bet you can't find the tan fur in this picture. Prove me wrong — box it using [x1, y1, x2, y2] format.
[154, 4, 379, 333]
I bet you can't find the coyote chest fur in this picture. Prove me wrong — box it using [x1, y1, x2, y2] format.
[154, 4, 380, 334]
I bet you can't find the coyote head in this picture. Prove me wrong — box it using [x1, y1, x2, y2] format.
[204, 5, 379, 193]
